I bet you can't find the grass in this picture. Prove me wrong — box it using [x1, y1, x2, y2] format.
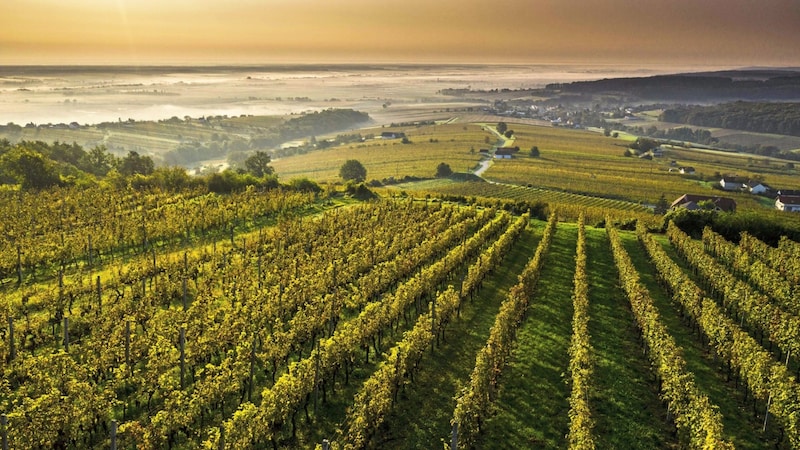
[482, 124, 711, 206]
[479, 222, 577, 448]
[619, 231, 788, 449]
[270, 123, 490, 183]
[585, 227, 678, 449]
[476, 123, 800, 209]
[287, 217, 541, 448]
[378, 222, 543, 448]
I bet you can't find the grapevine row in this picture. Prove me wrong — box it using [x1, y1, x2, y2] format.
[341, 287, 461, 449]
[638, 224, 800, 448]
[339, 213, 531, 448]
[667, 222, 800, 364]
[567, 214, 595, 450]
[701, 227, 799, 317]
[738, 233, 800, 285]
[451, 211, 557, 449]
[607, 225, 731, 449]
[213, 210, 514, 448]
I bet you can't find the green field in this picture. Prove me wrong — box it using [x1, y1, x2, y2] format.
[268, 121, 800, 213]
[271, 123, 490, 182]
[3, 116, 800, 449]
[2, 192, 797, 449]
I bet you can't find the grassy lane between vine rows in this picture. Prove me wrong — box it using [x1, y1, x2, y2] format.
[478, 222, 577, 448]
[585, 227, 678, 449]
[379, 221, 543, 449]
[620, 232, 786, 449]
[289, 211, 524, 448]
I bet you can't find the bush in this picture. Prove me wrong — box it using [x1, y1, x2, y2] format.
[435, 162, 453, 178]
[286, 177, 322, 193]
[206, 170, 278, 193]
[344, 181, 377, 200]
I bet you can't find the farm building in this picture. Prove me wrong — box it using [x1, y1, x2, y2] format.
[495, 149, 514, 159]
[719, 176, 747, 191]
[670, 194, 736, 212]
[776, 195, 800, 212]
[678, 166, 695, 174]
[746, 180, 770, 194]
[381, 131, 406, 139]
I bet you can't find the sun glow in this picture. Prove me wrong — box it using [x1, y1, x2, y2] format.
[1, 0, 798, 65]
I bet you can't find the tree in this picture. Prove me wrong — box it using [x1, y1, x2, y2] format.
[118, 151, 154, 176]
[435, 162, 453, 178]
[654, 194, 669, 215]
[529, 146, 540, 158]
[504, 130, 514, 138]
[244, 151, 275, 177]
[0, 146, 61, 189]
[86, 145, 116, 176]
[340, 159, 367, 182]
[630, 138, 658, 153]
[496, 122, 508, 135]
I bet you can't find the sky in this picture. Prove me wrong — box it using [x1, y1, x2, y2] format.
[2, 0, 800, 67]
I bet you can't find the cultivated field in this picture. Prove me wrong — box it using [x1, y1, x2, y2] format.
[270, 120, 800, 213]
[271, 123, 491, 183]
[1, 189, 798, 449]
[4, 65, 800, 450]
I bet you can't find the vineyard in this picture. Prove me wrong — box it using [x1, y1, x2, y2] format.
[396, 180, 658, 227]
[2, 188, 800, 449]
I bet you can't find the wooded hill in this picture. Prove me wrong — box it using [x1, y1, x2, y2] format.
[546, 70, 800, 101]
[660, 101, 800, 138]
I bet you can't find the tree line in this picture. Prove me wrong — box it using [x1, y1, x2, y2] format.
[546, 73, 800, 101]
[660, 102, 800, 138]
[0, 139, 329, 195]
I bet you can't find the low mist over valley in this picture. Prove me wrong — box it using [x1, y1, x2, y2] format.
[3, 1, 800, 449]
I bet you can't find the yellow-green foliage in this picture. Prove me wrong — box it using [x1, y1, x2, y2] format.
[271, 123, 489, 182]
[484, 124, 800, 208]
[484, 126, 699, 204]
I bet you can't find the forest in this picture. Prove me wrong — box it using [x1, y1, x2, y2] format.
[660, 101, 800, 138]
[546, 71, 800, 101]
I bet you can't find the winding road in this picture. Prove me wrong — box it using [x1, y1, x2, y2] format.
[472, 123, 516, 178]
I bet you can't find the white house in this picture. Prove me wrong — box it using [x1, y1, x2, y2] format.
[720, 176, 747, 191]
[746, 180, 769, 195]
[776, 195, 800, 212]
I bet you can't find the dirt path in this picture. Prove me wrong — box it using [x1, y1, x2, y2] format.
[471, 123, 516, 178]
[474, 157, 493, 176]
